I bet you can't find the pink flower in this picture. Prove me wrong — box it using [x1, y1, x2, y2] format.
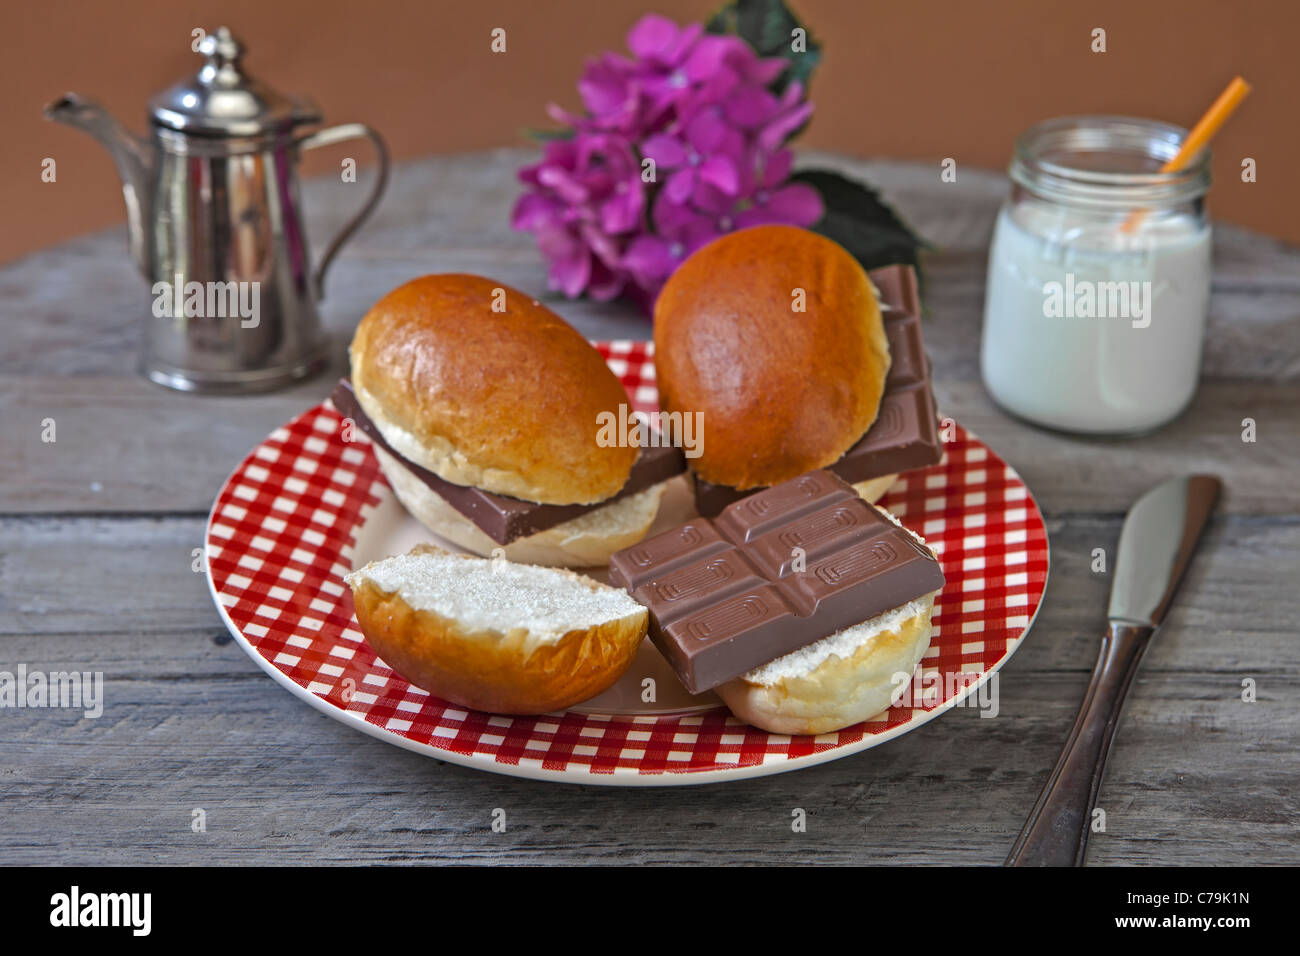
[512, 134, 645, 300]
[511, 14, 824, 311]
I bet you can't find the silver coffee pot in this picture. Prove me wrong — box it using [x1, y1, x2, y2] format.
[45, 26, 389, 392]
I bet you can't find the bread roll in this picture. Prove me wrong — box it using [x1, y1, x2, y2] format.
[345, 544, 648, 715]
[372, 444, 667, 568]
[715, 591, 937, 736]
[654, 225, 891, 490]
[350, 274, 636, 505]
[715, 501, 939, 735]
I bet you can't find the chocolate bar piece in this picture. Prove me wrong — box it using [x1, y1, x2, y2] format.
[693, 264, 942, 517]
[610, 469, 945, 694]
[330, 379, 686, 545]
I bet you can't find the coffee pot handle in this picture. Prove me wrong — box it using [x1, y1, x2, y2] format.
[294, 123, 390, 301]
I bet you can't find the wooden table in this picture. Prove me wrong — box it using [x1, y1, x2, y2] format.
[3, 150, 1296, 865]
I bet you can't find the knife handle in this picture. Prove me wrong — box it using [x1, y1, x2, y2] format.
[1005, 621, 1155, 867]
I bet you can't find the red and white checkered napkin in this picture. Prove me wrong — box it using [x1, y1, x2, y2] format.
[206, 342, 1049, 784]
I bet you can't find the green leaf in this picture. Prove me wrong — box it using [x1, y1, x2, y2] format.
[706, 0, 821, 93]
[792, 169, 928, 283]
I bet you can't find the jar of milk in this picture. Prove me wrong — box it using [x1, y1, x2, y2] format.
[980, 116, 1212, 434]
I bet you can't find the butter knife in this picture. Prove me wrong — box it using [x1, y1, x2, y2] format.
[1005, 474, 1221, 866]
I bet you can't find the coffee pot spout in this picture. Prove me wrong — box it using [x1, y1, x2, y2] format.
[44, 93, 156, 278]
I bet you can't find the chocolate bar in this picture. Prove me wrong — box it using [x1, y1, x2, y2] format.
[330, 378, 686, 544]
[693, 264, 942, 517]
[609, 469, 945, 694]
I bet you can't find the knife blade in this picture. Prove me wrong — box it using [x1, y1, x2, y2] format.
[1006, 474, 1221, 866]
[1109, 475, 1223, 627]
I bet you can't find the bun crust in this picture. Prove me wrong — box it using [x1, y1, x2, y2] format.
[348, 545, 648, 715]
[372, 444, 667, 568]
[715, 592, 936, 736]
[654, 226, 891, 490]
[350, 274, 636, 505]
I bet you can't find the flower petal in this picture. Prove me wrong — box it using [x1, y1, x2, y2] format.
[622, 235, 677, 281]
[548, 245, 592, 298]
[682, 35, 739, 80]
[600, 181, 644, 233]
[684, 107, 728, 153]
[640, 133, 687, 168]
[724, 85, 778, 128]
[754, 180, 821, 223]
[661, 23, 703, 65]
[578, 58, 632, 117]
[691, 181, 732, 215]
[681, 219, 723, 255]
[758, 100, 814, 151]
[761, 148, 794, 188]
[748, 57, 788, 86]
[665, 167, 696, 204]
[580, 223, 623, 271]
[537, 165, 589, 204]
[651, 194, 701, 235]
[698, 154, 739, 195]
[536, 224, 582, 261]
[545, 103, 586, 128]
[627, 14, 683, 62]
[586, 261, 627, 301]
[683, 67, 740, 110]
[511, 192, 563, 231]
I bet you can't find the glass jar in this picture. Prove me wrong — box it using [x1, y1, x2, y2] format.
[980, 116, 1213, 434]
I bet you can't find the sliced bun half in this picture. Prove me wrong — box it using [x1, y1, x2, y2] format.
[715, 501, 940, 735]
[373, 445, 668, 568]
[714, 591, 937, 736]
[346, 544, 648, 715]
[350, 274, 637, 505]
[654, 225, 891, 490]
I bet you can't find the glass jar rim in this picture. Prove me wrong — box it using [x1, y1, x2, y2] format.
[1011, 115, 1211, 209]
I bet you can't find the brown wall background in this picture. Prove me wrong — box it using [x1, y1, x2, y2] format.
[7, 0, 1296, 265]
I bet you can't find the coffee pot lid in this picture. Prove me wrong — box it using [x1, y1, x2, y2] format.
[149, 27, 319, 136]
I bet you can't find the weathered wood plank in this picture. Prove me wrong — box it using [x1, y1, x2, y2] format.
[0, 660, 1293, 865]
[934, 381, 1299, 518]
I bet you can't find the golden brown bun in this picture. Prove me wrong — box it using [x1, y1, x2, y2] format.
[347, 545, 648, 715]
[654, 226, 891, 490]
[715, 591, 936, 736]
[350, 274, 636, 505]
